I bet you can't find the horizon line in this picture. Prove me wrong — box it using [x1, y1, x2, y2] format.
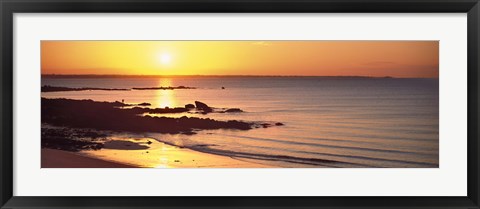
[41, 74, 438, 79]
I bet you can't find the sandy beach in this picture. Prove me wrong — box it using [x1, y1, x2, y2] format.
[42, 137, 270, 168]
[42, 148, 137, 168]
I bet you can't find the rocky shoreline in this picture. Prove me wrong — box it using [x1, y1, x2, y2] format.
[41, 127, 106, 152]
[41, 98, 284, 153]
[42, 98, 283, 135]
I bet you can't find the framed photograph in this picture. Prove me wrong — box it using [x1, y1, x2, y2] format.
[1, 0, 479, 208]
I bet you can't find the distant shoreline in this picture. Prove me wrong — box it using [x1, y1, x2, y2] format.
[41, 74, 438, 79]
[41, 85, 195, 92]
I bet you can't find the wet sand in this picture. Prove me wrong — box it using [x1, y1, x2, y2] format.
[42, 137, 270, 168]
[42, 148, 137, 168]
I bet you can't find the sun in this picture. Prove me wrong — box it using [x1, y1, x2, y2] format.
[159, 53, 172, 65]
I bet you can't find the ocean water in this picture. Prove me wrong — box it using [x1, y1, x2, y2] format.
[41, 76, 439, 168]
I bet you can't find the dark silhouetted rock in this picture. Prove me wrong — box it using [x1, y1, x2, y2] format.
[195, 101, 209, 109]
[113, 101, 128, 107]
[125, 106, 188, 114]
[41, 85, 196, 92]
[137, 102, 151, 106]
[195, 101, 212, 113]
[185, 104, 195, 109]
[225, 108, 243, 113]
[275, 122, 284, 126]
[41, 127, 104, 152]
[132, 86, 195, 90]
[260, 123, 271, 128]
[41, 85, 130, 92]
[41, 98, 256, 134]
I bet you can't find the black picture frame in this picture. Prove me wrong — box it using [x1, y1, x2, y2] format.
[1, 0, 479, 208]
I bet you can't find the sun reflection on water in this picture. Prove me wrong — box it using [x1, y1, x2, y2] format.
[155, 78, 178, 108]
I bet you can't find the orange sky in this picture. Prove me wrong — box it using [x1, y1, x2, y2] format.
[41, 41, 439, 78]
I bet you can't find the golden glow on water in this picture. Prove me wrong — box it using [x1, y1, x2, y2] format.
[41, 75, 439, 168]
[155, 78, 178, 108]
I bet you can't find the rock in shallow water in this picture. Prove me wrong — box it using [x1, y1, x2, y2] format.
[195, 101, 212, 113]
[41, 98, 256, 134]
[225, 108, 243, 113]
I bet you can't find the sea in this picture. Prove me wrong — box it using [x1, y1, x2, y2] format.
[41, 76, 439, 168]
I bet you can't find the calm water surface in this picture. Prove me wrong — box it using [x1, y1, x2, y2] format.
[42, 76, 439, 168]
